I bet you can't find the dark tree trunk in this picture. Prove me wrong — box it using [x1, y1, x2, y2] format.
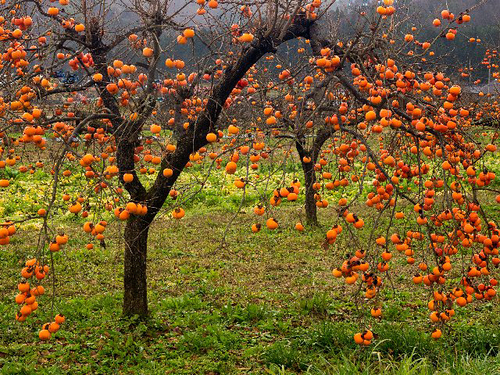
[296, 140, 318, 226]
[302, 160, 318, 226]
[123, 217, 151, 316]
[295, 127, 334, 226]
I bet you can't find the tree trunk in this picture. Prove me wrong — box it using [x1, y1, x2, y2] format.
[296, 139, 319, 226]
[115, 19, 320, 317]
[123, 216, 151, 316]
[302, 160, 318, 226]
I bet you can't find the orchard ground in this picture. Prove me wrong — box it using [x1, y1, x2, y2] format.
[1, 150, 500, 374]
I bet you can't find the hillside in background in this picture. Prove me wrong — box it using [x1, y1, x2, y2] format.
[57, 0, 499, 88]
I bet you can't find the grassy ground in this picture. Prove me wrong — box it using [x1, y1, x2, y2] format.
[1, 201, 500, 374]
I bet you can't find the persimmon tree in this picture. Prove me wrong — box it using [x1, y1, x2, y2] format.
[206, 0, 500, 343]
[0, 0, 340, 336]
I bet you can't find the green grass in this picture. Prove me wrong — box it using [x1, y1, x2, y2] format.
[1, 203, 500, 374]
